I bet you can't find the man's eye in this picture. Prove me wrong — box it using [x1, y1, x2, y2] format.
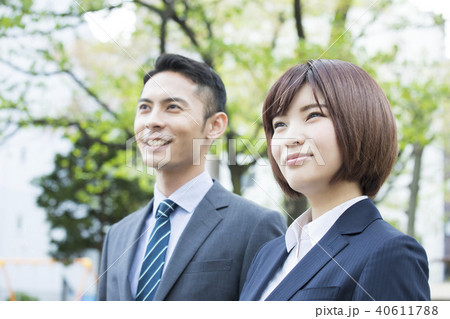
[139, 104, 150, 110]
[168, 104, 181, 110]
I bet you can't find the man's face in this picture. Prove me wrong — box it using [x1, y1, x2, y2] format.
[134, 71, 209, 173]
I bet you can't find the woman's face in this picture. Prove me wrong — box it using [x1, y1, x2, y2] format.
[270, 84, 343, 197]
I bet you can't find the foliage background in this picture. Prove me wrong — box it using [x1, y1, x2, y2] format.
[0, 0, 449, 268]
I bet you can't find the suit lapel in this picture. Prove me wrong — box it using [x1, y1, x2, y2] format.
[119, 201, 153, 301]
[153, 182, 227, 300]
[245, 239, 289, 301]
[266, 199, 380, 301]
[266, 229, 349, 300]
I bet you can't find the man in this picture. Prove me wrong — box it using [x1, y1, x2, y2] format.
[98, 53, 286, 301]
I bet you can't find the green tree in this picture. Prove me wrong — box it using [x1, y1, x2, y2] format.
[1, 0, 445, 258]
[386, 78, 449, 237]
[33, 132, 153, 261]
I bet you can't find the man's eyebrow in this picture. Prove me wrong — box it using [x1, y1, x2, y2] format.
[162, 97, 189, 106]
[137, 98, 152, 104]
[137, 97, 189, 106]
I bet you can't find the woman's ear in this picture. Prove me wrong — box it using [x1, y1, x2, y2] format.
[205, 112, 228, 140]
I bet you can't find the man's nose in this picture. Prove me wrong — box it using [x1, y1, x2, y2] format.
[145, 108, 166, 130]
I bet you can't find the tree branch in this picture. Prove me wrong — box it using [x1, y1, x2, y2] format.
[134, 0, 214, 66]
[294, 0, 305, 40]
[159, 9, 170, 54]
[133, 0, 165, 16]
[329, 0, 353, 43]
[0, 126, 20, 146]
[63, 70, 117, 118]
[0, 20, 85, 39]
[27, 118, 127, 150]
[0, 58, 117, 118]
[165, 1, 200, 48]
[199, 5, 213, 40]
[34, 3, 125, 18]
[272, 13, 286, 49]
[0, 57, 62, 77]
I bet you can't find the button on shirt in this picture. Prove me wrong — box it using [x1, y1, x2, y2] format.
[259, 196, 368, 300]
[129, 171, 214, 298]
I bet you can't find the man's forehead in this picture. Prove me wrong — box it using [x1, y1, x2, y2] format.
[141, 72, 197, 96]
[146, 71, 196, 86]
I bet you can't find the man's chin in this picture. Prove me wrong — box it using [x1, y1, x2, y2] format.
[143, 158, 171, 170]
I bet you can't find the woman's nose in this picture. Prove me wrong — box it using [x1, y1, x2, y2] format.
[271, 132, 306, 159]
[285, 128, 306, 147]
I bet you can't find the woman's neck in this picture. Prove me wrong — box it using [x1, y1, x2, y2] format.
[306, 181, 363, 220]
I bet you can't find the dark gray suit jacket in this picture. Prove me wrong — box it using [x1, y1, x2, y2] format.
[240, 199, 430, 301]
[98, 181, 286, 300]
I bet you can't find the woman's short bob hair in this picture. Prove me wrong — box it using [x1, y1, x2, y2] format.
[263, 59, 398, 198]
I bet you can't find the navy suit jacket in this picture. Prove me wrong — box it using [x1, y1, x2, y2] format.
[240, 199, 430, 301]
[98, 181, 286, 300]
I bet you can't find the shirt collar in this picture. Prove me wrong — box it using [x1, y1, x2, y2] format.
[153, 170, 213, 216]
[285, 196, 368, 254]
[285, 208, 312, 253]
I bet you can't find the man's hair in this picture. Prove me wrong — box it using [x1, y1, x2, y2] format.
[262, 59, 398, 198]
[144, 54, 226, 121]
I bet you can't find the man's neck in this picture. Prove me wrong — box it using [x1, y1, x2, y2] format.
[156, 165, 206, 197]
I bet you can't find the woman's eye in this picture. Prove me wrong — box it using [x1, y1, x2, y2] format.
[273, 121, 286, 129]
[306, 112, 324, 121]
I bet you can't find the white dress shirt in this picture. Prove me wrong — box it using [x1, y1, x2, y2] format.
[129, 170, 214, 298]
[259, 195, 368, 300]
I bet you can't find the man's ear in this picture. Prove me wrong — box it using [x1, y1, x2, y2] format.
[205, 112, 228, 140]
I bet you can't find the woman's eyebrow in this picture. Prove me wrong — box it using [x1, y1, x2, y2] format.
[299, 103, 327, 112]
[272, 103, 327, 120]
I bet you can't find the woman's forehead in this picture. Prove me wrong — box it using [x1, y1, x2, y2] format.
[273, 83, 325, 117]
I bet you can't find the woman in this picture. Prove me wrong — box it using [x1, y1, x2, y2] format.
[240, 59, 430, 301]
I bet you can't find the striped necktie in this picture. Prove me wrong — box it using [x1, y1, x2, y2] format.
[136, 199, 177, 301]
